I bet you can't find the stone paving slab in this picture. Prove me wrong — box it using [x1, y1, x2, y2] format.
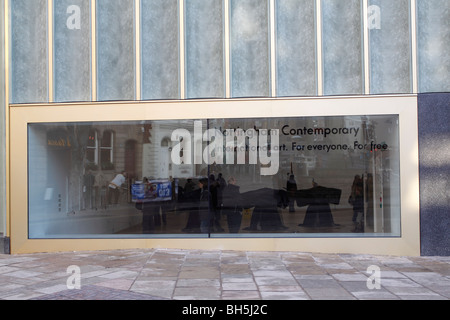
[0, 249, 448, 300]
[31, 285, 166, 300]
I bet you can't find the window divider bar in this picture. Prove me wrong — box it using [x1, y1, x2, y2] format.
[91, 0, 97, 101]
[179, 0, 185, 100]
[410, 0, 418, 94]
[3, 0, 11, 238]
[135, 0, 141, 101]
[363, 0, 370, 94]
[269, 0, 276, 97]
[224, 0, 231, 98]
[315, 0, 323, 96]
[48, 0, 53, 102]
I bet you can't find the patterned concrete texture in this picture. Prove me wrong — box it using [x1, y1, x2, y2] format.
[0, 248, 449, 300]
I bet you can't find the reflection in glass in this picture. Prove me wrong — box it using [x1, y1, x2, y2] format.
[28, 115, 400, 238]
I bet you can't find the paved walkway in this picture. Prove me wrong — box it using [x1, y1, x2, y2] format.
[0, 249, 449, 300]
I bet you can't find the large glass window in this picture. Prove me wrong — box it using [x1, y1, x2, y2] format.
[29, 114, 400, 239]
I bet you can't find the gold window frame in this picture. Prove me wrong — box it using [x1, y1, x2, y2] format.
[9, 95, 420, 255]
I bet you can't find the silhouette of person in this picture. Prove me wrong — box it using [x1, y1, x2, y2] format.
[209, 174, 224, 232]
[108, 171, 127, 204]
[286, 174, 297, 212]
[216, 173, 227, 211]
[350, 175, 364, 232]
[199, 177, 213, 233]
[222, 177, 243, 233]
[181, 179, 202, 233]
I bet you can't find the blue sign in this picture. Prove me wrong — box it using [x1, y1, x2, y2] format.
[132, 180, 172, 202]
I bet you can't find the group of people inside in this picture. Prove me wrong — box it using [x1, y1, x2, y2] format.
[118, 169, 365, 234]
[137, 172, 342, 234]
[181, 173, 243, 233]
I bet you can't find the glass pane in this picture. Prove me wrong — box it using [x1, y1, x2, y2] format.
[141, 0, 179, 100]
[29, 120, 208, 238]
[209, 115, 400, 236]
[86, 148, 96, 163]
[97, 0, 135, 101]
[369, 0, 411, 94]
[29, 115, 400, 238]
[230, 0, 270, 97]
[185, 0, 224, 99]
[54, 0, 91, 102]
[322, 0, 363, 95]
[276, 0, 316, 96]
[417, 0, 450, 93]
[10, 0, 48, 103]
[101, 131, 112, 147]
[100, 149, 112, 166]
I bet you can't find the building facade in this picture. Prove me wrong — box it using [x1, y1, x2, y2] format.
[1, 0, 449, 255]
